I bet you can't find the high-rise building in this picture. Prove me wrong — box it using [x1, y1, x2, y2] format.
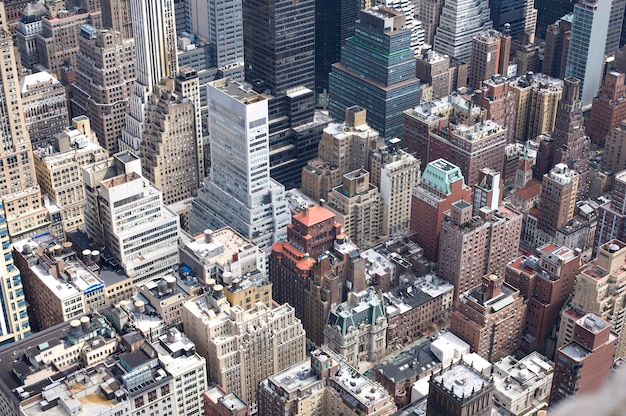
[536, 163, 579, 238]
[376, 0, 425, 52]
[100, 0, 133, 39]
[314, 0, 359, 107]
[542, 15, 572, 80]
[72, 27, 135, 154]
[509, 73, 563, 142]
[557, 240, 626, 357]
[269, 205, 341, 322]
[183, 287, 305, 412]
[438, 201, 523, 304]
[595, 171, 626, 252]
[121, 0, 177, 154]
[506, 244, 580, 358]
[415, 50, 453, 100]
[550, 314, 617, 406]
[0, 3, 48, 242]
[565, 0, 626, 106]
[33, 116, 109, 239]
[587, 71, 626, 147]
[82, 152, 180, 284]
[328, 6, 421, 140]
[489, 0, 537, 42]
[410, 159, 472, 262]
[417, 0, 444, 46]
[534, 0, 574, 39]
[474, 75, 517, 142]
[20, 71, 69, 150]
[35, 9, 102, 78]
[451, 273, 526, 362]
[301, 106, 384, 202]
[15, 3, 47, 70]
[370, 140, 420, 236]
[189, 79, 290, 251]
[140, 75, 199, 205]
[426, 362, 495, 416]
[468, 29, 511, 90]
[433, 0, 492, 65]
[551, 78, 591, 200]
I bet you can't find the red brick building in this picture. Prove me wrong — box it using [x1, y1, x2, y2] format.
[587, 71, 626, 146]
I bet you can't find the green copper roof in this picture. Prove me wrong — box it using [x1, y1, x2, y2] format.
[421, 159, 465, 195]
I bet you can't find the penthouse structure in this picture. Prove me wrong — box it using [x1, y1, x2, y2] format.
[451, 274, 526, 362]
[258, 348, 397, 416]
[438, 201, 523, 304]
[20, 71, 68, 150]
[182, 287, 305, 412]
[410, 159, 472, 262]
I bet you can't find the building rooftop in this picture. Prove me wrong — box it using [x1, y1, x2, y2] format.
[493, 352, 553, 401]
[376, 341, 440, 382]
[432, 363, 491, 399]
[292, 205, 335, 227]
[210, 78, 266, 104]
[20, 71, 59, 95]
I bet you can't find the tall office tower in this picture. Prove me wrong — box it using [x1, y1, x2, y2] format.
[82, 152, 180, 284]
[439, 201, 522, 304]
[426, 363, 494, 416]
[183, 289, 305, 412]
[509, 72, 563, 141]
[20, 71, 69, 150]
[188, 0, 244, 81]
[468, 30, 510, 90]
[3, 0, 30, 28]
[72, 27, 135, 154]
[565, 0, 626, 106]
[121, 0, 177, 154]
[189, 79, 290, 251]
[542, 15, 572, 79]
[410, 159, 472, 262]
[324, 289, 388, 365]
[243, 0, 314, 95]
[433, 0, 492, 65]
[34, 116, 109, 239]
[451, 273, 526, 361]
[605, 122, 626, 175]
[173, 0, 189, 35]
[328, 6, 421, 140]
[415, 50, 452, 100]
[550, 314, 617, 406]
[315, 0, 359, 107]
[595, 171, 626, 253]
[557, 240, 626, 357]
[534, 0, 575, 39]
[536, 164, 579, 238]
[506, 244, 580, 358]
[0, 4, 48, 241]
[587, 71, 626, 147]
[269, 205, 341, 323]
[302, 107, 384, 202]
[369, 140, 420, 236]
[551, 78, 591, 200]
[474, 76, 517, 142]
[417, 0, 444, 46]
[376, 0, 425, 52]
[15, 3, 46, 70]
[101, 0, 133, 39]
[489, 0, 537, 41]
[326, 169, 382, 248]
[35, 9, 102, 78]
[140, 76, 199, 205]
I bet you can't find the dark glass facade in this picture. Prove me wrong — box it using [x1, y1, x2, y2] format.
[328, 8, 421, 140]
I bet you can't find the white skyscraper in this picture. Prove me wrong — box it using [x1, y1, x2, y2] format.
[433, 0, 492, 65]
[565, 0, 626, 106]
[189, 78, 289, 252]
[121, 0, 178, 154]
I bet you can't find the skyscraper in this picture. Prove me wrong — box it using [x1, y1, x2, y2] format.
[189, 78, 290, 252]
[536, 163, 579, 238]
[329, 6, 421, 140]
[489, 0, 537, 41]
[101, 0, 133, 39]
[595, 171, 626, 253]
[376, 0, 425, 52]
[433, 0, 492, 65]
[0, 2, 48, 241]
[120, 0, 177, 154]
[587, 71, 626, 147]
[565, 0, 626, 106]
[468, 30, 510, 90]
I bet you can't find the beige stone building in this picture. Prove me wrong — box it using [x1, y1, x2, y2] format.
[34, 116, 109, 239]
[182, 289, 306, 412]
[72, 28, 135, 154]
